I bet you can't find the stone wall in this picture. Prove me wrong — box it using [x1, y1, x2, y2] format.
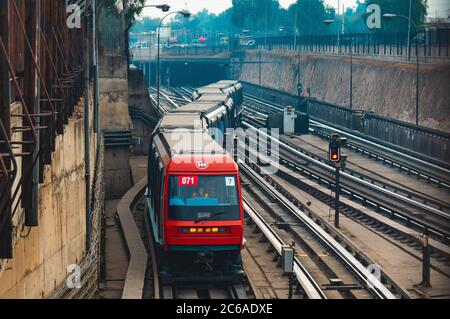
[231, 50, 450, 132]
[99, 54, 133, 198]
[128, 69, 158, 155]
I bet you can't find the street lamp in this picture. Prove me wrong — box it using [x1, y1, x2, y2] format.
[383, 13, 420, 125]
[142, 4, 170, 12]
[279, 25, 302, 110]
[134, 4, 170, 86]
[324, 19, 354, 110]
[278, 26, 298, 48]
[156, 10, 191, 113]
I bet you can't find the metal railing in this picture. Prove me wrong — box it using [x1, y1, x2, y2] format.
[253, 31, 450, 62]
[129, 30, 450, 62]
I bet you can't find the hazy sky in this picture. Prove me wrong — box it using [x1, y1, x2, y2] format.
[139, 0, 449, 19]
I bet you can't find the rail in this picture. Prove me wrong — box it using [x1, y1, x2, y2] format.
[241, 121, 450, 241]
[244, 93, 450, 189]
[243, 200, 326, 299]
[239, 161, 396, 299]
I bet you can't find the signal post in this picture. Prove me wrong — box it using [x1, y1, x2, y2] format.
[329, 133, 347, 228]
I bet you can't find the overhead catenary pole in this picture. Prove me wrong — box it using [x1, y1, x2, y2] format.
[293, 1, 298, 49]
[337, 0, 340, 53]
[264, 0, 268, 47]
[407, 0, 412, 61]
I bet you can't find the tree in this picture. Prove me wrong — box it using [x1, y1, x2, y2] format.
[288, 0, 328, 36]
[367, 0, 427, 33]
[231, 0, 281, 34]
[130, 17, 160, 34]
[100, 0, 146, 29]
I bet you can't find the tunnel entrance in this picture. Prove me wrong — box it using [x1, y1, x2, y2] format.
[162, 61, 229, 87]
[138, 61, 229, 88]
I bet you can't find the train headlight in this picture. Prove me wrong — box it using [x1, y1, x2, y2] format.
[179, 227, 229, 234]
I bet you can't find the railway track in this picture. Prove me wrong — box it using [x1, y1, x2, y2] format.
[242, 96, 450, 243]
[244, 199, 327, 299]
[240, 120, 450, 242]
[239, 160, 400, 299]
[169, 86, 195, 102]
[244, 94, 450, 190]
[149, 87, 181, 113]
[161, 282, 248, 299]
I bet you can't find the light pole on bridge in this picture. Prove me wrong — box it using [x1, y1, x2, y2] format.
[383, 13, 420, 126]
[156, 10, 191, 113]
[324, 19, 354, 110]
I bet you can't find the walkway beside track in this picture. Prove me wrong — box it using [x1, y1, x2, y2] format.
[99, 156, 149, 299]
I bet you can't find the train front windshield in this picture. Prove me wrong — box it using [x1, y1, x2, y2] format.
[168, 175, 240, 221]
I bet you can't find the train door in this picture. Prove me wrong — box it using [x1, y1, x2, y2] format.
[159, 169, 166, 246]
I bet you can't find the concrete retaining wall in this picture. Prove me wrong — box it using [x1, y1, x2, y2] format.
[231, 50, 450, 133]
[99, 55, 132, 199]
[128, 70, 158, 155]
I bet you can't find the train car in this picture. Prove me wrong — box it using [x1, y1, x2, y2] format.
[192, 80, 243, 119]
[146, 80, 245, 275]
[147, 129, 244, 270]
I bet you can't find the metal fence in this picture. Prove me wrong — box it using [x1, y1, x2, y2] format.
[254, 30, 450, 62]
[130, 30, 450, 62]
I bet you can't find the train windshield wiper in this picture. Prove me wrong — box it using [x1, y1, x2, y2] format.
[194, 211, 229, 223]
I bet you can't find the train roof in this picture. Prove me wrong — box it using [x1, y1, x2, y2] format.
[197, 94, 229, 102]
[196, 87, 223, 95]
[167, 154, 238, 172]
[158, 113, 206, 130]
[160, 131, 225, 155]
[195, 81, 241, 96]
[217, 80, 239, 85]
[152, 131, 237, 172]
[174, 100, 225, 114]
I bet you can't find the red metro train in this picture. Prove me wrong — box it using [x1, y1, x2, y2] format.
[147, 81, 244, 273]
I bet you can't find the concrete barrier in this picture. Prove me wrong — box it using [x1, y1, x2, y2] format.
[116, 177, 148, 299]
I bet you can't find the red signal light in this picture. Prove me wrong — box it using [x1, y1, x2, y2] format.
[329, 141, 341, 162]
